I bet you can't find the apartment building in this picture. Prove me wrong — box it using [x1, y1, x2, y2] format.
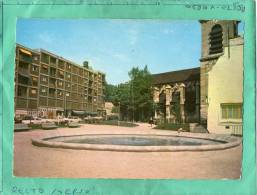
[15, 44, 105, 119]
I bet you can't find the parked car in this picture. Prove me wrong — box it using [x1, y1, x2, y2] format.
[14, 117, 22, 124]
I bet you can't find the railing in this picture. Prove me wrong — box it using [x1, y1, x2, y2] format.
[19, 68, 29, 75]
[20, 55, 32, 63]
[40, 68, 48, 75]
[48, 93, 56, 98]
[49, 83, 56, 88]
[231, 124, 243, 136]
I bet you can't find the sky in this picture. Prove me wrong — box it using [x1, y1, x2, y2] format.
[16, 19, 244, 85]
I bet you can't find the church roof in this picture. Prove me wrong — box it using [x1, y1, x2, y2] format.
[152, 67, 200, 85]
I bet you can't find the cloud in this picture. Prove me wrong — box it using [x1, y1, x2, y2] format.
[112, 53, 130, 62]
[128, 29, 139, 46]
[163, 29, 174, 34]
[37, 31, 55, 45]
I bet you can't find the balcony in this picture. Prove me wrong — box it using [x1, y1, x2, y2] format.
[65, 83, 71, 91]
[72, 75, 78, 83]
[49, 82, 56, 88]
[57, 80, 64, 89]
[29, 88, 38, 98]
[66, 64, 71, 72]
[71, 84, 78, 92]
[79, 69, 83, 76]
[48, 89, 56, 98]
[40, 87, 48, 96]
[57, 70, 64, 79]
[40, 65, 48, 75]
[32, 55, 40, 64]
[30, 65, 39, 76]
[58, 60, 65, 69]
[15, 98, 27, 109]
[89, 75, 94, 81]
[48, 98, 56, 107]
[66, 73, 71, 81]
[18, 74, 30, 85]
[41, 53, 49, 64]
[28, 99, 37, 109]
[71, 66, 78, 74]
[57, 100, 64, 108]
[49, 68, 56, 77]
[17, 86, 27, 97]
[40, 76, 48, 86]
[57, 90, 64, 99]
[39, 97, 47, 106]
[19, 54, 32, 63]
[49, 78, 56, 88]
[19, 68, 29, 76]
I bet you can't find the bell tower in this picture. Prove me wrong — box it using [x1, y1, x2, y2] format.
[199, 20, 239, 126]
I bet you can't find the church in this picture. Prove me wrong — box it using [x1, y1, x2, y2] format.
[152, 20, 243, 135]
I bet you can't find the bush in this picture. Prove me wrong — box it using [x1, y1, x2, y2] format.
[107, 115, 119, 120]
[154, 123, 190, 131]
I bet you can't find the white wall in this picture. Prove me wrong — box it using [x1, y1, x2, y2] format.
[207, 37, 243, 134]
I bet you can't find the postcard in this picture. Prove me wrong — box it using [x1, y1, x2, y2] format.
[1, 0, 256, 195]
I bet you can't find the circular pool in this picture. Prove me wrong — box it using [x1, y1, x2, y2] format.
[32, 134, 241, 152]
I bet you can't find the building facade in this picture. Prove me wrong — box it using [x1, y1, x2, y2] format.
[152, 20, 243, 135]
[200, 20, 243, 134]
[15, 44, 105, 119]
[152, 68, 200, 124]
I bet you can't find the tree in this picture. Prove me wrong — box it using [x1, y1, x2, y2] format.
[129, 65, 154, 122]
[104, 65, 154, 122]
[105, 84, 118, 103]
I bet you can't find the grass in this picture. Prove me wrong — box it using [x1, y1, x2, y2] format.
[153, 123, 190, 131]
[97, 120, 138, 127]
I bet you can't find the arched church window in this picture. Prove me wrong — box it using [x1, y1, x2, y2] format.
[209, 24, 223, 55]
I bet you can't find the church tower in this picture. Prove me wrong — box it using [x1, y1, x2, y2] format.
[199, 20, 240, 126]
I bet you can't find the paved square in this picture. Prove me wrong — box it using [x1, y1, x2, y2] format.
[14, 124, 242, 179]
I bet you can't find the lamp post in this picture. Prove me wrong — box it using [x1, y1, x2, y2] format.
[118, 101, 121, 126]
[131, 79, 135, 123]
[65, 92, 69, 118]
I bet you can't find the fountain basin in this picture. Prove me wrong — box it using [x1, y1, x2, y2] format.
[32, 133, 241, 152]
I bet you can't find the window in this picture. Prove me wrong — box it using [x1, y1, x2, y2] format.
[221, 103, 242, 119]
[32, 65, 38, 71]
[31, 89, 37, 94]
[209, 24, 223, 55]
[33, 56, 38, 61]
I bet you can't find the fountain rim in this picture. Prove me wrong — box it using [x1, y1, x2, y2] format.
[31, 133, 242, 152]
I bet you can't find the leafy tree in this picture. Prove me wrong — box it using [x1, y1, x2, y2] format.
[104, 65, 154, 122]
[105, 84, 118, 103]
[128, 65, 154, 122]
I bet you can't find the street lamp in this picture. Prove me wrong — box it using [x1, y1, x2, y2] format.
[118, 101, 121, 126]
[65, 92, 69, 118]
